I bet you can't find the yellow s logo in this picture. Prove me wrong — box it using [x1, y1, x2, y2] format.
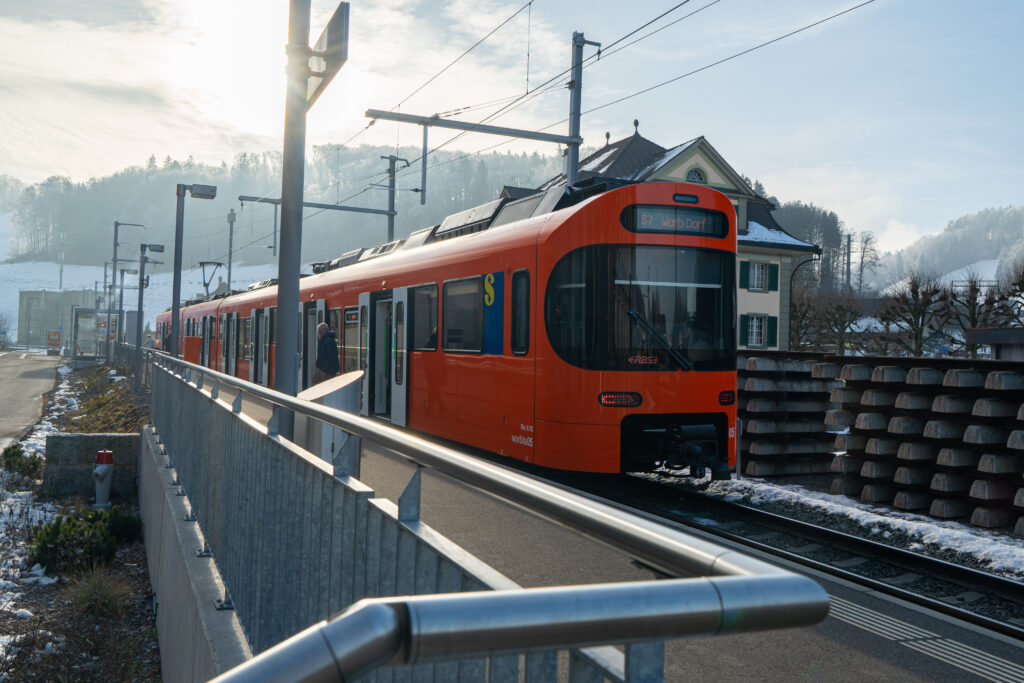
[484, 273, 495, 306]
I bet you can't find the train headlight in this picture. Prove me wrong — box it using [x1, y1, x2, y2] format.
[598, 392, 642, 408]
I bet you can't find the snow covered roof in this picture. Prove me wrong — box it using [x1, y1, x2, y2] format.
[740, 221, 819, 253]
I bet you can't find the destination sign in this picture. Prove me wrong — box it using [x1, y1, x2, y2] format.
[620, 204, 728, 238]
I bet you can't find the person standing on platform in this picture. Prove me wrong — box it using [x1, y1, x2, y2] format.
[314, 322, 339, 384]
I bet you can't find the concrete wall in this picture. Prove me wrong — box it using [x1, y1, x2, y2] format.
[40, 433, 138, 502]
[138, 426, 252, 682]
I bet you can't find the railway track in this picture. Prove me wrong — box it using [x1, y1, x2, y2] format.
[553, 471, 1024, 641]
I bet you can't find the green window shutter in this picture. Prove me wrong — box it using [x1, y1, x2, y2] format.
[768, 263, 779, 291]
[767, 316, 778, 347]
[739, 314, 750, 346]
[739, 261, 750, 289]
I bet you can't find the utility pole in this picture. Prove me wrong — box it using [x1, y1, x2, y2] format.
[276, 0, 312, 433]
[381, 155, 408, 242]
[566, 32, 600, 186]
[227, 208, 236, 291]
[845, 234, 852, 293]
[108, 221, 144, 362]
[58, 233, 66, 290]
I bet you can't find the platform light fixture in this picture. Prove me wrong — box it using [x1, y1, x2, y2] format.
[171, 183, 218, 357]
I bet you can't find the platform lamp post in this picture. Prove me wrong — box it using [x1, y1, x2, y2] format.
[118, 267, 138, 349]
[107, 221, 144, 363]
[171, 183, 217, 358]
[135, 243, 164, 390]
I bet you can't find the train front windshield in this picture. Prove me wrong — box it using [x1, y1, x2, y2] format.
[545, 245, 735, 372]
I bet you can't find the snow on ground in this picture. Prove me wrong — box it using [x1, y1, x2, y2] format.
[641, 470, 1024, 580]
[0, 259, 284, 341]
[0, 365, 68, 661]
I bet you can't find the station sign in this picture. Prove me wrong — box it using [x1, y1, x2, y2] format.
[307, 2, 350, 109]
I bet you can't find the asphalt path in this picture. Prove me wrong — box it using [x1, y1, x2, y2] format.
[0, 351, 59, 452]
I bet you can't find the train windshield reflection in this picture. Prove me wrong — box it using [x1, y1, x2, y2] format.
[545, 245, 736, 371]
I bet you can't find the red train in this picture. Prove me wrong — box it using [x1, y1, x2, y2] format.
[157, 181, 738, 478]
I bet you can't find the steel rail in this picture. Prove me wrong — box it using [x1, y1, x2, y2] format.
[576, 473, 1024, 640]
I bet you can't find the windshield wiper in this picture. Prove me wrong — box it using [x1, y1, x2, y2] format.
[627, 308, 693, 371]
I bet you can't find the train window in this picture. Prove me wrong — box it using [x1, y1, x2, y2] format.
[545, 244, 735, 372]
[395, 302, 404, 384]
[443, 277, 483, 352]
[328, 308, 343, 374]
[620, 204, 729, 238]
[343, 307, 359, 373]
[511, 270, 529, 355]
[410, 284, 438, 351]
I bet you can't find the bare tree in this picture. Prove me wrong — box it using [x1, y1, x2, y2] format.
[0, 310, 10, 348]
[813, 290, 863, 355]
[789, 284, 817, 350]
[997, 257, 1024, 326]
[855, 231, 880, 294]
[882, 271, 949, 357]
[943, 272, 1004, 358]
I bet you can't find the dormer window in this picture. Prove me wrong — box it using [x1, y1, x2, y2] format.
[685, 167, 706, 184]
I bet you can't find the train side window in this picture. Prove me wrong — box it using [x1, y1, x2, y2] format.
[410, 284, 438, 351]
[343, 307, 359, 373]
[443, 277, 483, 352]
[511, 270, 529, 355]
[328, 308, 343, 373]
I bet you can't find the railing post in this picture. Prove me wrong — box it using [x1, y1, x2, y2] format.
[398, 467, 422, 523]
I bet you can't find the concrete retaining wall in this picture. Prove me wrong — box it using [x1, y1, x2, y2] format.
[40, 433, 138, 502]
[138, 426, 251, 682]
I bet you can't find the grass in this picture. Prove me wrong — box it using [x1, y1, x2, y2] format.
[63, 566, 132, 619]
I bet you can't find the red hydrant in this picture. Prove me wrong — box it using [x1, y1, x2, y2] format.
[93, 450, 113, 510]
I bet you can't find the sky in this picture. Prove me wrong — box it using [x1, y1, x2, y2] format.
[0, 0, 1022, 254]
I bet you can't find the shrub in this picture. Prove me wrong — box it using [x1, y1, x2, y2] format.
[1, 443, 43, 480]
[28, 507, 142, 574]
[29, 515, 117, 574]
[63, 565, 131, 618]
[83, 506, 142, 544]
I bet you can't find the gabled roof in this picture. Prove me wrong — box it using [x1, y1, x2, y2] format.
[539, 130, 669, 190]
[742, 198, 820, 254]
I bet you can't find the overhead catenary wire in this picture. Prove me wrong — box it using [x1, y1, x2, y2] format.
[388, 0, 878, 186]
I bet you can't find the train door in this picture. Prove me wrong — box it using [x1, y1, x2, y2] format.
[202, 317, 212, 368]
[370, 293, 393, 418]
[225, 312, 236, 376]
[218, 314, 227, 372]
[358, 293, 370, 416]
[390, 288, 408, 426]
[260, 307, 271, 386]
[249, 309, 259, 383]
[302, 299, 326, 390]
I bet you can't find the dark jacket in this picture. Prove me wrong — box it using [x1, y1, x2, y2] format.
[316, 331, 340, 375]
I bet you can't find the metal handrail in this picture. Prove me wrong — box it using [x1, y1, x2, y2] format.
[149, 354, 830, 681]
[213, 575, 826, 683]
[153, 353, 798, 579]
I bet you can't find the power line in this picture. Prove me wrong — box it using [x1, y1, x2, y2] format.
[391, 0, 536, 111]
[389, 1, 876, 186]
[582, 0, 878, 117]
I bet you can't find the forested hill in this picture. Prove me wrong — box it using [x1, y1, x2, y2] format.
[872, 205, 1024, 287]
[2, 146, 562, 274]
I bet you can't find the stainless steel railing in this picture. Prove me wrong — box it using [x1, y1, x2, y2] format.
[147, 353, 830, 681]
